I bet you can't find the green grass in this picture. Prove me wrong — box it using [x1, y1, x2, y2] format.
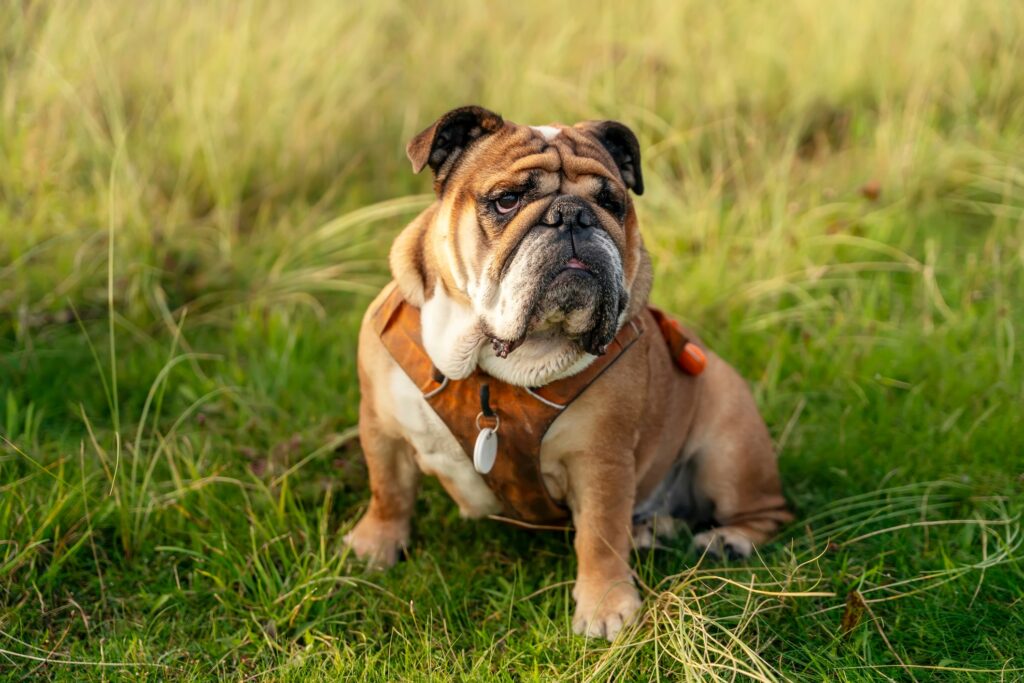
[1, 1, 1023, 680]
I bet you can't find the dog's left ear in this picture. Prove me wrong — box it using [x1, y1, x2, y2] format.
[580, 121, 644, 195]
[406, 105, 504, 189]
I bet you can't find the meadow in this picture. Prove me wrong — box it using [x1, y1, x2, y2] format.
[1, 1, 1022, 680]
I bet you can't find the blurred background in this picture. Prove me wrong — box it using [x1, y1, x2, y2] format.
[1, 2, 1022, 680]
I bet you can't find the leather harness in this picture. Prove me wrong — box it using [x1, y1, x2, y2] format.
[372, 287, 706, 526]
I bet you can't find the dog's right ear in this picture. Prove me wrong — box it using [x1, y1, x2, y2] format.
[406, 105, 504, 189]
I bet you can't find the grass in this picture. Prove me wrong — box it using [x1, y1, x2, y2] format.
[1, 1, 1023, 680]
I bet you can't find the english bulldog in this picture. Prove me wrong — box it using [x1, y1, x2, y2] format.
[344, 106, 792, 640]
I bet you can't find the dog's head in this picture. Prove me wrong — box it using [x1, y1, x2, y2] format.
[391, 105, 651, 383]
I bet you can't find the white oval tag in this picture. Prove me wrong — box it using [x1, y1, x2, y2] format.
[473, 428, 498, 474]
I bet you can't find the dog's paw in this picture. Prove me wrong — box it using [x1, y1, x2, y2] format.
[572, 579, 641, 640]
[693, 527, 755, 560]
[342, 516, 408, 570]
[633, 516, 682, 550]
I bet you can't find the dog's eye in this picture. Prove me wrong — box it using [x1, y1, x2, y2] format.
[494, 192, 521, 215]
[596, 189, 624, 217]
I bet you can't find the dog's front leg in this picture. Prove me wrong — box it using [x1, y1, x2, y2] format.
[566, 456, 641, 640]
[343, 403, 420, 569]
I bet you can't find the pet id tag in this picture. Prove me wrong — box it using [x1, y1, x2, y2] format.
[473, 427, 498, 474]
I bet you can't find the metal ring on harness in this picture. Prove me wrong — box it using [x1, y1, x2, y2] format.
[475, 411, 500, 432]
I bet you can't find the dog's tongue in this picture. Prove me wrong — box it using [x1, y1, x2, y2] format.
[490, 336, 523, 359]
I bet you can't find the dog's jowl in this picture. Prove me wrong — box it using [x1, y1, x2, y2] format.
[345, 106, 792, 640]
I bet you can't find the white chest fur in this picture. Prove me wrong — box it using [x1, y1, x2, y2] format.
[387, 366, 502, 517]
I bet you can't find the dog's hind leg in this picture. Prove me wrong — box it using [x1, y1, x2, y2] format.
[685, 361, 793, 560]
[688, 431, 792, 559]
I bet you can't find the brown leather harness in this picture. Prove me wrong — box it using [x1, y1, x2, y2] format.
[372, 287, 705, 526]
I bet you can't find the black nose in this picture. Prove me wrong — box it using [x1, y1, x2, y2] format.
[541, 196, 596, 231]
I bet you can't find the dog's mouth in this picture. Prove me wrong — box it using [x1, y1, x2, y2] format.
[487, 330, 609, 359]
[487, 256, 619, 359]
[489, 335, 525, 359]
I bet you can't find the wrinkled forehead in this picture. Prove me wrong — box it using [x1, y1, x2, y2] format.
[455, 123, 624, 195]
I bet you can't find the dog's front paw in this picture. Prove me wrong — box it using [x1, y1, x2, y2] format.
[693, 527, 755, 560]
[343, 515, 409, 570]
[572, 579, 641, 640]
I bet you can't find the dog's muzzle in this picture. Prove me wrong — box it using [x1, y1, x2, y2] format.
[529, 196, 626, 355]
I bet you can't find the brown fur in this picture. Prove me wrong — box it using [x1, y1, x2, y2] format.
[345, 106, 792, 640]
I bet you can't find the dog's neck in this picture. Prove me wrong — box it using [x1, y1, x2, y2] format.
[419, 287, 598, 387]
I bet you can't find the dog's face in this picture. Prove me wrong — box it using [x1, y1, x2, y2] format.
[393, 106, 650, 379]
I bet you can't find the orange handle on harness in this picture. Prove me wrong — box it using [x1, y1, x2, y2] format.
[650, 308, 707, 376]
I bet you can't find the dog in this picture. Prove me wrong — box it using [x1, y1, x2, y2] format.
[344, 106, 792, 640]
